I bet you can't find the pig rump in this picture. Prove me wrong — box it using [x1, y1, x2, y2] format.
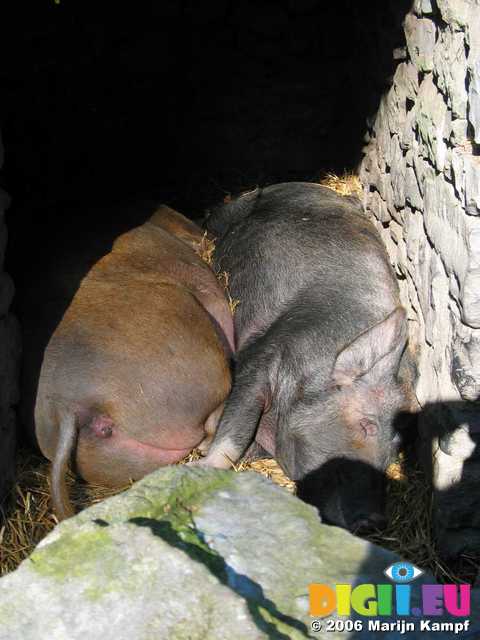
[34, 210, 233, 520]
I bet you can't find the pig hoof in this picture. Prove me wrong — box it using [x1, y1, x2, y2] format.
[197, 439, 212, 455]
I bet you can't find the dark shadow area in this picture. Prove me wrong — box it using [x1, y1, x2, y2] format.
[344, 405, 480, 640]
[129, 515, 310, 639]
[13, 196, 163, 446]
[0, 1, 411, 216]
[294, 407, 419, 537]
[296, 400, 480, 585]
[298, 403, 479, 638]
[416, 401, 480, 573]
[297, 458, 389, 536]
[1, 0, 411, 451]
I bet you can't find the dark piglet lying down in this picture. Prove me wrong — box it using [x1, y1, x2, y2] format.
[35, 206, 234, 520]
[201, 182, 418, 533]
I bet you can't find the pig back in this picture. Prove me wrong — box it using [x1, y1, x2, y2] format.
[208, 182, 399, 347]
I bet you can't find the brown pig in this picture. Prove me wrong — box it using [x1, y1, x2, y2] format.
[34, 206, 233, 520]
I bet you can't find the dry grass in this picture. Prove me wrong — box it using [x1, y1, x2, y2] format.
[319, 172, 363, 197]
[216, 269, 240, 315]
[195, 231, 216, 267]
[0, 450, 133, 576]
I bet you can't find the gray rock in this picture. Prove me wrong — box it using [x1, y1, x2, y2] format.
[369, 190, 390, 225]
[392, 46, 407, 61]
[405, 208, 424, 263]
[433, 28, 468, 119]
[423, 175, 470, 304]
[405, 167, 423, 210]
[412, 151, 433, 198]
[436, 0, 476, 28]
[1, 467, 475, 640]
[416, 74, 449, 171]
[390, 136, 406, 211]
[469, 58, 480, 144]
[385, 83, 407, 135]
[401, 103, 418, 150]
[464, 155, 480, 215]
[375, 98, 393, 169]
[463, 222, 480, 328]
[393, 62, 419, 102]
[404, 14, 436, 72]
[449, 118, 468, 146]
[448, 146, 467, 200]
[452, 324, 480, 400]
[412, 0, 433, 15]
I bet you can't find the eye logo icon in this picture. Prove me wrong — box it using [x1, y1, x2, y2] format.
[384, 561, 423, 583]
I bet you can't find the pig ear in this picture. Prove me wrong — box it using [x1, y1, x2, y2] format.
[331, 307, 407, 387]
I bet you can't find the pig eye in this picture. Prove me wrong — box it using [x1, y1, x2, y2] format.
[384, 561, 423, 583]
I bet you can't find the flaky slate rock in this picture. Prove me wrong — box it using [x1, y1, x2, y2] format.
[360, 2, 480, 558]
[404, 14, 436, 72]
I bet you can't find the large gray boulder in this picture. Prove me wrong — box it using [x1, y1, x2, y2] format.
[0, 467, 477, 639]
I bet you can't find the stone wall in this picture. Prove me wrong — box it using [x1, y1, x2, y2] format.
[0, 131, 20, 511]
[360, 0, 480, 555]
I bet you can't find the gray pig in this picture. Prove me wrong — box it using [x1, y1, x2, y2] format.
[200, 182, 417, 533]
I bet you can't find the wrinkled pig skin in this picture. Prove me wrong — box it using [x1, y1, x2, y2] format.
[200, 182, 418, 533]
[34, 206, 233, 519]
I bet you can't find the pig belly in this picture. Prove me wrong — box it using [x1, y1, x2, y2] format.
[75, 424, 202, 487]
[118, 434, 194, 464]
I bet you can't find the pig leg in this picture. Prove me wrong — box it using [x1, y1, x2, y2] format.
[198, 403, 225, 454]
[198, 358, 268, 468]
